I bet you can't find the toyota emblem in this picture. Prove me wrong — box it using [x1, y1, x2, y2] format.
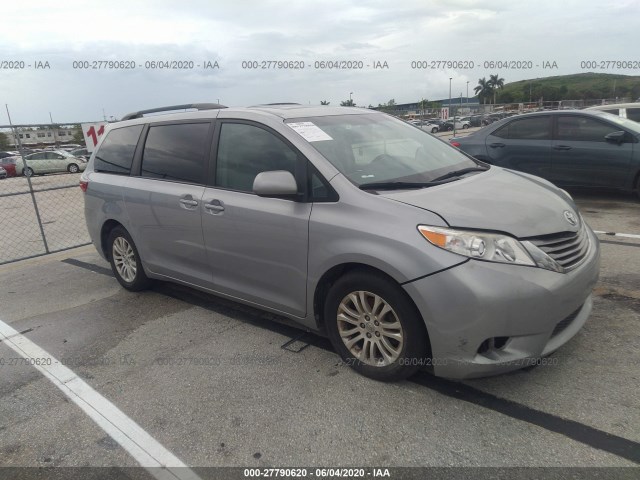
[563, 210, 578, 226]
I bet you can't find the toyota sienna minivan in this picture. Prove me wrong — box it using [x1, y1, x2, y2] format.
[82, 103, 600, 381]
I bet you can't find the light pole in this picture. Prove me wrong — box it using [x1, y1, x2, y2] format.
[448, 78, 452, 121]
[49, 112, 59, 148]
[466, 81, 469, 109]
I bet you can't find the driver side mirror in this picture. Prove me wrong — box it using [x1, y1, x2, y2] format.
[604, 130, 627, 145]
[253, 170, 299, 198]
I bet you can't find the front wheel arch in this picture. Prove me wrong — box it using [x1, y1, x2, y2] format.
[313, 263, 431, 356]
[323, 268, 430, 380]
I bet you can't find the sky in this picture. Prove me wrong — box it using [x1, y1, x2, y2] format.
[0, 0, 638, 124]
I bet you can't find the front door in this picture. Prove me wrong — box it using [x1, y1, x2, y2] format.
[550, 115, 633, 188]
[202, 121, 311, 317]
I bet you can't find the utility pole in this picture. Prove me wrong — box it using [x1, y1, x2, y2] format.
[49, 112, 59, 148]
[6, 104, 50, 254]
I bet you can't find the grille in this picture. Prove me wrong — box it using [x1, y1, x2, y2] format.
[551, 307, 581, 337]
[526, 223, 589, 271]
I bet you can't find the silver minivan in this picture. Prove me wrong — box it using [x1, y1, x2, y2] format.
[82, 103, 600, 381]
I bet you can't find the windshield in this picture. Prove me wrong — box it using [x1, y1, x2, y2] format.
[56, 150, 75, 157]
[287, 114, 478, 186]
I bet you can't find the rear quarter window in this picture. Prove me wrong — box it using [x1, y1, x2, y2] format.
[94, 125, 143, 175]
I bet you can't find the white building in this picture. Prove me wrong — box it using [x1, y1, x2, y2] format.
[7, 127, 80, 147]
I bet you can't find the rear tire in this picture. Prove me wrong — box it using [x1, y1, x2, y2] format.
[324, 270, 428, 381]
[107, 226, 151, 291]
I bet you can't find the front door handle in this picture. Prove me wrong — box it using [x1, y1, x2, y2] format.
[553, 145, 572, 150]
[489, 142, 505, 148]
[204, 199, 225, 213]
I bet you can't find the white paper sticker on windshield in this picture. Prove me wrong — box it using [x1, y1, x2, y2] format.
[288, 122, 333, 142]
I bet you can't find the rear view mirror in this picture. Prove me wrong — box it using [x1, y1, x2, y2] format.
[604, 130, 626, 144]
[253, 170, 298, 197]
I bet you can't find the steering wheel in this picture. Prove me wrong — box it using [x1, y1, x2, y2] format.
[371, 153, 395, 166]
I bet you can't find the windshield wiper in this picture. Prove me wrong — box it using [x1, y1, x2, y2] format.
[429, 166, 489, 183]
[359, 181, 442, 190]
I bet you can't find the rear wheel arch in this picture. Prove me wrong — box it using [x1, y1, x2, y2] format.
[100, 220, 125, 259]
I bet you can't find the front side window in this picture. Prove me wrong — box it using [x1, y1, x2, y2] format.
[94, 125, 143, 175]
[556, 116, 620, 142]
[215, 123, 298, 192]
[141, 123, 210, 184]
[287, 114, 477, 186]
[492, 116, 551, 140]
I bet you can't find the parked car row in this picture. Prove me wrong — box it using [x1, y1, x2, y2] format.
[0, 149, 88, 178]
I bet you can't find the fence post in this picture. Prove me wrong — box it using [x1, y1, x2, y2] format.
[5, 104, 50, 254]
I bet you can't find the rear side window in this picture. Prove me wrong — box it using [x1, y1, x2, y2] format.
[141, 123, 210, 184]
[626, 108, 640, 123]
[215, 123, 298, 192]
[492, 116, 551, 140]
[94, 125, 143, 175]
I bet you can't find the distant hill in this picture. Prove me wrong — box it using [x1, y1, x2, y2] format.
[495, 73, 640, 103]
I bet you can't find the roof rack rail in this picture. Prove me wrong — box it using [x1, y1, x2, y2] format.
[250, 103, 301, 107]
[121, 103, 227, 121]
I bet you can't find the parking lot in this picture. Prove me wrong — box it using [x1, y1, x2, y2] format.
[0, 187, 639, 477]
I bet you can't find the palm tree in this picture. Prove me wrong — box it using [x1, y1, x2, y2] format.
[489, 74, 505, 104]
[474, 77, 491, 104]
[340, 99, 356, 106]
[320, 100, 330, 105]
[419, 98, 428, 117]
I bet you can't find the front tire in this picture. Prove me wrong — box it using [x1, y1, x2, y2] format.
[107, 226, 151, 291]
[23, 167, 34, 177]
[68, 163, 79, 173]
[324, 270, 428, 381]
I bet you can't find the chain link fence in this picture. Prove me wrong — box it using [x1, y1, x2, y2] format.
[0, 125, 91, 265]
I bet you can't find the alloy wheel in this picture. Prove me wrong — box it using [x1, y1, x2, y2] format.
[112, 236, 137, 283]
[337, 291, 404, 366]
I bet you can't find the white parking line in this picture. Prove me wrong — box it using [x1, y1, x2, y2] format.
[594, 230, 640, 240]
[0, 319, 201, 480]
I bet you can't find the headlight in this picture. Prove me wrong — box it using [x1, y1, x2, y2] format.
[419, 225, 565, 272]
[418, 225, 537, 267]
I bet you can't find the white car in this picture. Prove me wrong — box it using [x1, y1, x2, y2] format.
[15, 149, 87, 177]
[586, 103, 640, 123]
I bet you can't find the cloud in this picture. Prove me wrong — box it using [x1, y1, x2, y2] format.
[0, 0, 637, 122]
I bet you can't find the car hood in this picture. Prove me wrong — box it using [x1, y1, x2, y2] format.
[380, 167, 579, 238]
